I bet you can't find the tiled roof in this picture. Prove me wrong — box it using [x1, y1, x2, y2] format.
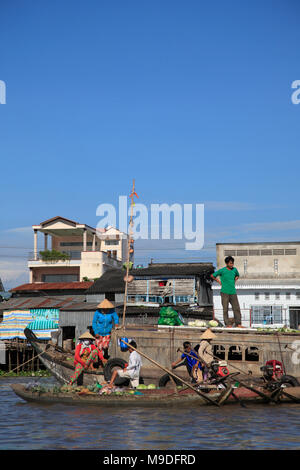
[10, 282, 93, 292]
[131, 262, 214, 277]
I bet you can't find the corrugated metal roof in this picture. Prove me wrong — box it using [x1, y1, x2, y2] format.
[0, 295, 87, 311]
[10, 282, 93, 292]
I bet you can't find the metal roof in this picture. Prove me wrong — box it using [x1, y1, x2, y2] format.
[0, 295, 87, 311]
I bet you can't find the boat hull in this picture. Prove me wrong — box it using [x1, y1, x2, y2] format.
[11, 383, 300, 408]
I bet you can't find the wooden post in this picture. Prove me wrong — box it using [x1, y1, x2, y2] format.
[8, 346, 11, 372]
[22, 342, 25, 371]
[31, 348, 34, 371]
[16, 339, 19, 373]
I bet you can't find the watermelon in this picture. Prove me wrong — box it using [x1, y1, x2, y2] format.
[147, 384, 156, 389]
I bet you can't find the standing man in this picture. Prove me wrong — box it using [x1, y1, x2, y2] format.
[211, 256, 242, 327]
[92, 299, 120, 359]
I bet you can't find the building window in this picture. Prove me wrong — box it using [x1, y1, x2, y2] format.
[42, 274, 79, 282]
[261, 249, 272, 256]
[255, 292, 260, 300]
[274, 259, 278, 274]
[224, 250, 236, 256]
[251, 305, 283, 325]
[249, 250, 260, 256]
[244, 259, 248, 274]
[213, 345, 225, 360]
[264, 292, 270, 300]
[228, 345, 242, 361]
[286, 292, 291, 300]
[245, 347, 259, 362]
[105, 240, 119, 245]
[296, 292, 300, 300]
[275, 292, 280, 300]
[285, 249, 297, 255]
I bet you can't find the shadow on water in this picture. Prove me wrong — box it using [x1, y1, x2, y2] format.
[1, 377, 300, 450]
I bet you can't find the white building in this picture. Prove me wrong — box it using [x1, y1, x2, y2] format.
[28, 216, 128, 283]
[213, 242, 300, 329]
[213, 279, 300, 328]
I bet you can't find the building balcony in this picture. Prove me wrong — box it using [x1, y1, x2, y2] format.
[28, 250, 122, 269]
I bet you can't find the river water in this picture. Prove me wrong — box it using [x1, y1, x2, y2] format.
[1, 377, 300, 450]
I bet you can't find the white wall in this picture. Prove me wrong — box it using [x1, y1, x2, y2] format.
[212, 285, 300, 328]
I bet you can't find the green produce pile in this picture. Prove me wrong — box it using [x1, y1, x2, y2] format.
[157, 307, 184, 326]
[0, 369, 51, 377]
[255, 327, 300, 333]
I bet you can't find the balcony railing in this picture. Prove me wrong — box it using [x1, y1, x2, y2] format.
[28, 250, 123, 264]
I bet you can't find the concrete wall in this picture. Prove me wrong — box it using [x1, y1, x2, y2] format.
[216, 243, 300, 278]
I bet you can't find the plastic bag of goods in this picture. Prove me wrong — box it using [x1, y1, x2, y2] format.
[157, 307, 184, 326]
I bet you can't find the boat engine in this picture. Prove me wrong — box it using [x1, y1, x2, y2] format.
[260, 360, 300, 390]
[210, 360, 230, 378]
[260, 360, 283, 382]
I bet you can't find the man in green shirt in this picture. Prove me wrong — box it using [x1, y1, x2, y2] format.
[211, 256, 242, 327]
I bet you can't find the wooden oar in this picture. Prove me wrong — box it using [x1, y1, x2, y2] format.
[120, 340, 220, 406]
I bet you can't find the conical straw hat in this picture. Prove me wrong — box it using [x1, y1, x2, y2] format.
[79, 331, 95, 340]
[200, 328, 216, 340]
[97, 299, 115, 309]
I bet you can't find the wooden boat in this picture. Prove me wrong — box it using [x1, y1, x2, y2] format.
[24, 328, 107, 386]
[10, 383, 300, 407]
[24, 328, 190, 387]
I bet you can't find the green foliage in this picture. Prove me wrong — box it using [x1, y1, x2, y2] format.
[39, 249, 70, 262]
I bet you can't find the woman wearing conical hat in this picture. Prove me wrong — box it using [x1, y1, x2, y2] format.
[92, 299, 120, 360]
[198, 328, 216, 381]
[69, 331, 106, 385]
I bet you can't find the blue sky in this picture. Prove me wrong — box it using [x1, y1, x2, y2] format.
[1, 0, 300, 288]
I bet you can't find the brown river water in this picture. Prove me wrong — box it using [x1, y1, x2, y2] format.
[1, 377, 300, 450]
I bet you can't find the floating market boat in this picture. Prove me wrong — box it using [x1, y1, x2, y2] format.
[23, 328, 189, 387]
[10, 382, 300, 408]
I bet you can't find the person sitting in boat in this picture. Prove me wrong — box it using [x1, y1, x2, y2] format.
[92, 299, 120, 360]
[198, 329, 216, 381]
[69, 331, 106, 385]
[107, 340, 142, 389]
[171, 341, 202, 383]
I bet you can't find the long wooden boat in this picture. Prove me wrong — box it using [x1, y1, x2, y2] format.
[11, 383, 300, 407]
[24, 328, 190, 386]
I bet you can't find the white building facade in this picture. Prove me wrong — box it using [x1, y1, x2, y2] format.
[213, 280, 300, 329]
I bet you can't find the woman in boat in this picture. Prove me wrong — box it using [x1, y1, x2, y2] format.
[198, 328, 216, 381]
[69, 331, 105, 385]
[92, 299, 120, 359]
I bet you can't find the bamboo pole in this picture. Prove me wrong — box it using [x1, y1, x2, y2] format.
[122, 179, 136, 329]
[120, 339, 220, 406]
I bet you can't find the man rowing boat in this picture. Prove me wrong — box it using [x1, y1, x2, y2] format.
[172, 341, 202, 383]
